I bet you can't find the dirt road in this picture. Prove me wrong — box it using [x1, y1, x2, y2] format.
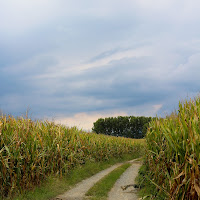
[54, 163, 123, 200]
[53, 159, 141, 200]
[108, 160, 141, 200]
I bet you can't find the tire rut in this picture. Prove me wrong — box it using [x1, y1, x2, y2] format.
[52, 159, 141, 200]
[108, 161, 141, 200]
[53, 163, 123, 200]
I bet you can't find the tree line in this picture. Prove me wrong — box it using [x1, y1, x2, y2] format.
[92, 116, 154, 139]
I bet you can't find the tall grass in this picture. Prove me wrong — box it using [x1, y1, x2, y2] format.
[0, 115, 144, 198]
[145, 97, 200, 199]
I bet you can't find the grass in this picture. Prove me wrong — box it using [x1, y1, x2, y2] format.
[85, 163, 131, 200]
[6, 154, 138, 200]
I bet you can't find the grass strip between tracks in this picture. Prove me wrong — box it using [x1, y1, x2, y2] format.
[85, 163, 131, 200]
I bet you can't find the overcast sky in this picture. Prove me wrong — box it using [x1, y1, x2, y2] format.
[1, 0, 200, 130]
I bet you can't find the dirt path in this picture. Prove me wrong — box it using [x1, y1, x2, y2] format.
[53, 159, 141, 200]
[53, 163, 123, 200]
[108, 160, 141, 200]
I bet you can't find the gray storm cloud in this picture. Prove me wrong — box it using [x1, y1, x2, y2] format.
[1, 0, 200, 129]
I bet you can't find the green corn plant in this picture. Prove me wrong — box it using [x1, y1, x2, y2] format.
[145, 97, 200, 199]
[0, 114, 145, 198]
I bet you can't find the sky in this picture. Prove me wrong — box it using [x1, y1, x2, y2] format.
[1, 0, 200, 130]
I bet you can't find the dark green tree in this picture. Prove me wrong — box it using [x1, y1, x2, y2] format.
[92, 116, 153, 138]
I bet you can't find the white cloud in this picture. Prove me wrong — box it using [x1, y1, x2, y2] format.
[134, 0, 200, 23]
[54, 103, 163, 130]
[32, 45, 154, 79]
[1, 0, 200, 38]
[1, 0, 200, 123]
[54, 111, 128, 131]
[0, 0, 59, 36]
[153, 104, 163, 113]
[172, 53, 200, 83]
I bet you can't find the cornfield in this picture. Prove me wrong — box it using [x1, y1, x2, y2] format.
[145, 97, 200, 199]
[0, 115, 144, 198]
